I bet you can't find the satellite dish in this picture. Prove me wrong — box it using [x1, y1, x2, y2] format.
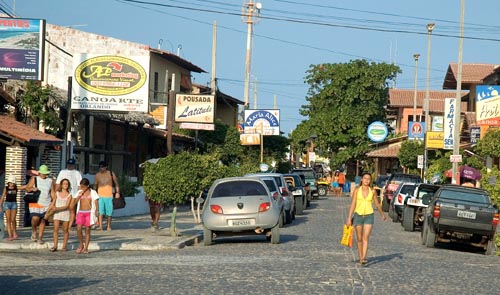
[259, 163, 269, 172]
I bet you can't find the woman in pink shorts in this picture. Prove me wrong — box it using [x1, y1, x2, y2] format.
[75, 178, 99, 254]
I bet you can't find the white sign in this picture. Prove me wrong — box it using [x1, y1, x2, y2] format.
[72, 54, 150, 112]
[443, 98, 455, 150]
[244, 109, 280, 135]
[417, 155, 424, 169]
[175, 94, 215, 123]
[450, 154, 462, 163]
[179, 122, 215, 131]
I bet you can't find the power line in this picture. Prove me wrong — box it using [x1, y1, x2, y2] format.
[118, 0, 500, 42]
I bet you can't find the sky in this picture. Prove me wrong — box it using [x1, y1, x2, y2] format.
[7, 0, 500, 134]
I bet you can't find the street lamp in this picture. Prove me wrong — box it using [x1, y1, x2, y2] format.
[423, 23, 435, 181]
[412, 53, 420, 122]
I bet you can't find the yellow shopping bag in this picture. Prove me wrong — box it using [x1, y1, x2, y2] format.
[340, 224, 353, 247]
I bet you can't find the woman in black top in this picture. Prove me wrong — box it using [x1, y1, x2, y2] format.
[0, 176, 19, 240]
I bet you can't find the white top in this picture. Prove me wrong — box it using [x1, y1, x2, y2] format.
[36, 176, 54, 207]
[76, 188, 100, 226]
[56, 169, 83, 197]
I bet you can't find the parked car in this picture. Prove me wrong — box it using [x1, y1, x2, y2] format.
[283, 173, 307, 214]
[421, 184, 499, 254]
[382, 173, 422, 212]
[245, 173, 295, 224]
[249, 175, 285, 227]
[388, 182, 417, 222]
[402, 183, 440, 232]
[290, 168, 318, 199]
[201, 177, 281, 245]
[374, 175, 389, 201]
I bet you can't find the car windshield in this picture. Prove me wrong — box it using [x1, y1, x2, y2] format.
[212, 181, 267, 198]
[439, 190, 490, 204]
[293, 170, 315, 179]
[400, 185, 416, 195]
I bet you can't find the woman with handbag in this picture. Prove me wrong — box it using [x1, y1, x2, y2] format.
[75, 178, 99, 254]
[346, 172, 386, 265]
[24, 165, 55, 244]
[48, 178, 72, 252]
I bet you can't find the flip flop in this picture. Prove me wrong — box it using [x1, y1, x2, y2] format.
[31, 234, 37, 241]
[37, 240, 45, 245]
[50, 247, 57, 252]
[76, 247, 83, 254]
[361, 260, 368, 265]
[83, 250, 89, 254]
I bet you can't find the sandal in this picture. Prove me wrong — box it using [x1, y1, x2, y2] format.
[50, 247, 57, 252]
[83, 250, 89, 254]
[31, 234, 37, 241]
[37, 240, 45, 245]
[361, 259, 368, 265]
[76, 247, 83, 254]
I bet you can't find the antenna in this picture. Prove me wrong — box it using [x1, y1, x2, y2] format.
[177, 44, 182, 56]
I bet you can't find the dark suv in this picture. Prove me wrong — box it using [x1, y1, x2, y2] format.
[382, 173, 422, 212]
[290, 168, 318, 199]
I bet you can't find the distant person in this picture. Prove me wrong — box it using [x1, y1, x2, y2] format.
[146, 195, 162, 232]
[94, 161, 120, 231]
[338, 170, 346, 194]
[56, 158, 83, 230]
[49, 178, 72, 252]
[24, 165, 55, 244]
[346, 172, 386, 265]
[0, 175, 19, 240]
[333, 171, 341, 197]
[75, 178, 99, 254]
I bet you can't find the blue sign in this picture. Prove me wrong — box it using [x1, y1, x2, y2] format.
[367, 121, 388, 142]
[408, 121, 425, 140]
[470, 127, 481, 144]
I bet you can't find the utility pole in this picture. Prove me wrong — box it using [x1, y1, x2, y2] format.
[412, 53, 420, 122]
[242, 0, 261, 109]
[167, 74, 176, 155]
[211, 21, 217, 96]
[423, 23, 435, 181]
[452, 0, 465, 184]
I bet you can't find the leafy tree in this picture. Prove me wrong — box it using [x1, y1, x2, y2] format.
[398, 140, 424, 172]
[475, 129, 500, 158]
[16, 81, 63, 135]
[292, 60, 401, 168]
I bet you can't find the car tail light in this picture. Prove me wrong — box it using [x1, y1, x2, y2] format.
[493, 213, 499, 226]
[259, 202, 271, 212]
[210, 205, 223, 214]
[397, 194, 403, 203]
[281, 187, 289, 197]
[433, 205, 440, 218]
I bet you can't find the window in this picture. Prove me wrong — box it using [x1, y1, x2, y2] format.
[153, 72, 159, 100]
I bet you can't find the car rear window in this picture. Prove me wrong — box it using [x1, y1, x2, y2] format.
[292, 170, 315, 179]
[400, 185, 416, 195]
[439, 190, 490, 204]
[262, 179, 278, 192]
[212, 181, 267, 198]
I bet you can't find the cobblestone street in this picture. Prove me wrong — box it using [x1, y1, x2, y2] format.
[1, 195, 499, 294]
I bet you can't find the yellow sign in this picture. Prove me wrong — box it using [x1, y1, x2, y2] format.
[426, 131, 444, 149]
[240, 133, 261, 145]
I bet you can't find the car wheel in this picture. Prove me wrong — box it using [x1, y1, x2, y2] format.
[391, 206, 399, 223]
[271, 223, 280, 244]
[424, 219, 436, 248]
[318, 185, 327, 196]
[279, 211, 284, 228]
[403, 206, 415, 232]
[485, 238, 497, 255]
[421, 217, 427, 245]
[382, 196, 389, 212]
[296, 196, 304, 215]
[285, 209, 292, 224]
[203, 227, 213, 246]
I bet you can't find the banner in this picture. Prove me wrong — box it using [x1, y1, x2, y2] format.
[72, 54, 150, 112]
[443, 98, 455, 150]
[476, 85, 500, 126]
[0, 18, 45, 80]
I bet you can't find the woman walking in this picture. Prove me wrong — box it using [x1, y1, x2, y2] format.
[346, 172, 386, 265]
[0, 176, 19, 240]
[75, 178, 99, 254]
[49, 178, 72, 252]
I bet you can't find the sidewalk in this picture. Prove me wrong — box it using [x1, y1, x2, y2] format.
[0, 205, 203, 251]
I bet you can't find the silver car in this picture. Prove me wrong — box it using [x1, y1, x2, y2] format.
[247, 175, 285, 228]
[245, 173, 295, 224]
[201, 177, 281, 245]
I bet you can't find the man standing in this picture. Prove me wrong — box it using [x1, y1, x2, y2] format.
[56, 158, 83, 229]
[94, 161, 120, 231]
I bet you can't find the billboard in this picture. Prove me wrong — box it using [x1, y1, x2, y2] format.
[175, 94, 215, 123]
[244, 109, 280, 135]
[0, 17, 45, 80]
[476, 85, 500, 126]
[72, 54, 149, 112]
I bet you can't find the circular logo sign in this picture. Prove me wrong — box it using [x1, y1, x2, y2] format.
[74, 55, 147, 96]
[367, 121, 388, 142]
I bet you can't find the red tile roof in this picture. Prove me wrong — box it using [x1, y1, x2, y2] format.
[0, 115, 63, 145]
[443, 63, 500, 89]
[366, 142, 402, 158]
[388, 89, 469, 111]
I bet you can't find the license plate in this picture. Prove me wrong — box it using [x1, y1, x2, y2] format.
[408, 199, 421, 205]
[457, 210, 476, 219]
[229, 219, 254, 226]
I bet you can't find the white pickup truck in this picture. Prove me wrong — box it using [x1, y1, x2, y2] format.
[402, 183, 440, 232]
